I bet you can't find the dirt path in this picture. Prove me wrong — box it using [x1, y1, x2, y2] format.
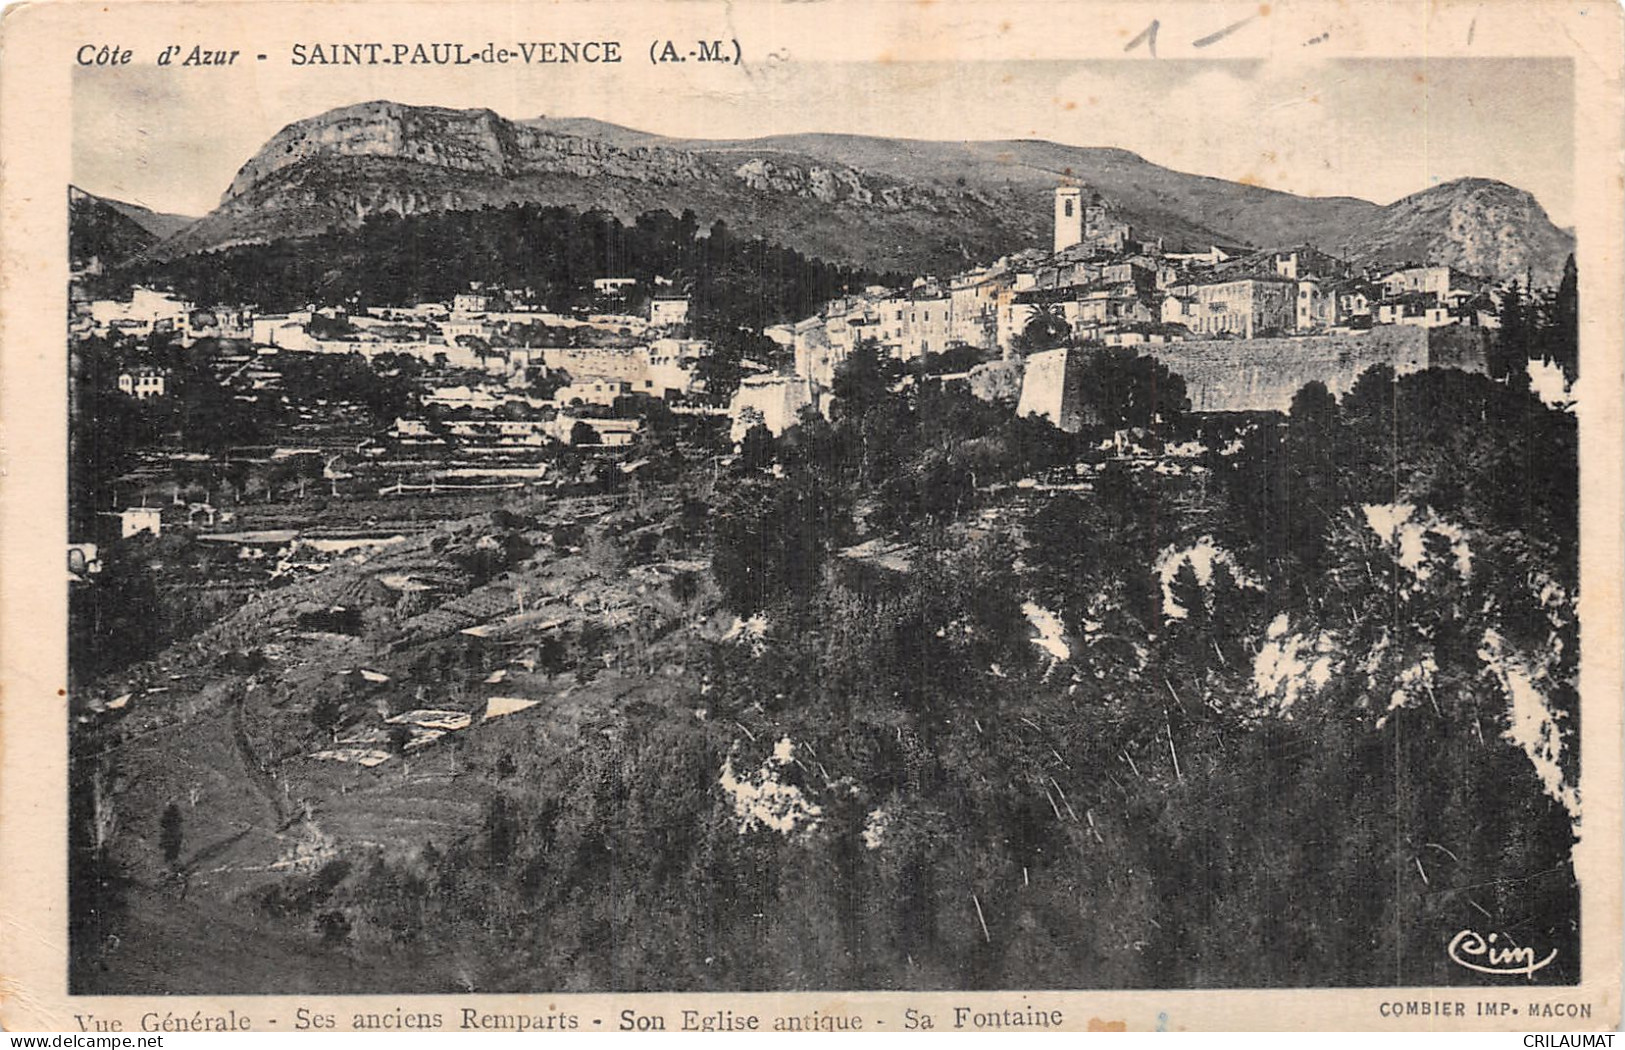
[229, 687, 293, 827]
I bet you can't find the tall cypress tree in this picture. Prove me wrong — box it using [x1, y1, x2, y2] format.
[1547, 254, 1579, 381]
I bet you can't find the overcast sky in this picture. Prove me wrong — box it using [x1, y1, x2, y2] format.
[74, 56, 1573, 227]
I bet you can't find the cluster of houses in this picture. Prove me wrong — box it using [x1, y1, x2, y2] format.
[79, 276, 716, 453]
[749, 186, 1501, 434]
[71, 277, 725, 572]
[379, 330, 718, 451]
[79, 274, 695, 376]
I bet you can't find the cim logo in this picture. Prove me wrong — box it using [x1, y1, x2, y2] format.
[1448, 929, 1558, 979]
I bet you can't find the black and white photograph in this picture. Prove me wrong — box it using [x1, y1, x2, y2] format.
[6, 0, 1616, 1027]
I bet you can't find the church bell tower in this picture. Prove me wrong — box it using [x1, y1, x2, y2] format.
[1054, 186, 1083, 254]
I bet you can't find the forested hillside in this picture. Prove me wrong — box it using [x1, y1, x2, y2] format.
[72, 341, 1579, 991]
[104, 204, 883, 335]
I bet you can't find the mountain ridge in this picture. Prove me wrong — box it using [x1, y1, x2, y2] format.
[140, 100, 1572, 286]
[69, 186, 198, 268]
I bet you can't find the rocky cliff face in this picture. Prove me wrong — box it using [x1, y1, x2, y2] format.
[225, 104, 962, 214]
[154, 101, 1573, 285]
[730, 157, 948, 210]
[223, 101, 712, 202]
[160, 101, 1054, 272]
[223, 100, 938, 210]
[1331, 178, 1573, 287]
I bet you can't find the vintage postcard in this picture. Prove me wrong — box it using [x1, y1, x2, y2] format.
[0, 0, 1619, 1033]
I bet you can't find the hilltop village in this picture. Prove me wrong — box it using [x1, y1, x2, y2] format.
[749, 186, 1502, 436]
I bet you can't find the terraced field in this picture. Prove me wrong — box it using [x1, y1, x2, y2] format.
[74, 484, 719, 992]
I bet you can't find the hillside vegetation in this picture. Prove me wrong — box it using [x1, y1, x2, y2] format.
[72, 344, 1579, 991]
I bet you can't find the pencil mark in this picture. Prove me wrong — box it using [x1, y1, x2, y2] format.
[1193, 15, 1255, 48]
[1124, 18, 1160, 57]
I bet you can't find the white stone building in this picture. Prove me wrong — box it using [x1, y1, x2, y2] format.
[729, 375, 814, 441]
